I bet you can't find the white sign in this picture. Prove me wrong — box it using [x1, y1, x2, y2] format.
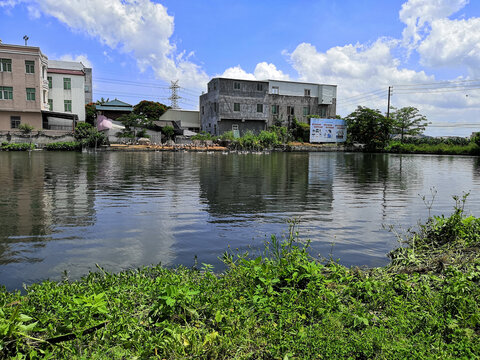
[309, 118, 347, 143]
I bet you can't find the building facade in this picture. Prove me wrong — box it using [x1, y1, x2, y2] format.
[199, 78, 337, 136]
[0, 43, 49, 131]
[47, 60, 92, 123]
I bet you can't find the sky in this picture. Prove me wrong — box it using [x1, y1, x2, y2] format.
[1, 0, 480, 136]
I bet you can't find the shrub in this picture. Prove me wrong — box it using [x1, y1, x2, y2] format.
[0, 142, 34, 151]
[44, 142, 82, 151]
[18, 123, 34, 134]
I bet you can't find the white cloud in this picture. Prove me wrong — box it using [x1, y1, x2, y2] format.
[399, 0, 468, 49]
[24, 0, 208, 89]
[220, 62, 289, 81]
[59, 53, 92, 68]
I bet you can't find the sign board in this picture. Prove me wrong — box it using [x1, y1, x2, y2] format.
[309, 118, 347, 143]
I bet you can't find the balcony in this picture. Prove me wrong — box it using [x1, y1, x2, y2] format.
[42, 79, 49, 90]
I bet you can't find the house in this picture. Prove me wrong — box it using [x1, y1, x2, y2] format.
[95, 99, 133, 120]
[0, 43, 49, 131]
[158, 109, 200, 133]
[47, 60, 92, 122]
[199, 78, 337, 136]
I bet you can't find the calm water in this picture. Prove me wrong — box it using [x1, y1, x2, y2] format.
[1, 151, 480, 290]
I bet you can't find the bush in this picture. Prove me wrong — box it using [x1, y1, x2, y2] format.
[385, 141, 480, 155]
[44, 142, 82, 151]
[0, 142, 34, 151]
[74, 123, 107, 147]
[18, 123, 34, 134]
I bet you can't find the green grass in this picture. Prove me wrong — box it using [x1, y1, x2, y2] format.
[385, 141, 480, 155]
[1, 200, 480, 359]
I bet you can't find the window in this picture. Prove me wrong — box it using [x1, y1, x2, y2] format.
[234, 103, 240, 112]
[85, 85, 89, 92]
[64, 100, 72, 112]
[304, 89, 311, 96]
[271, 104, 279, 115]
[257, 104, 263, 113]
[256, 83, 263, 91]
[26, 88, 35, 101]
[47, 76, 52, 89]
[48, 99, 53, 111]
[320, 107, 327, 117]
[11, 116, 20, 129]
[213, 102, 217, 113]
[64, 78, 71, 90]
[0, 59, 12, 72]
[201, 106, 204, 115]
[303, 106, 310, 116]
[287, 106, 294, 115]
[25, 60, 35, 74]
[213, 82, 217, 90]
[0, 87, 13, 100]
[271, 86, 279, 94]
[233, 82, 241, 90]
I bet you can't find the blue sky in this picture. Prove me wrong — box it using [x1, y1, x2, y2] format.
[1, 0, 480, 135]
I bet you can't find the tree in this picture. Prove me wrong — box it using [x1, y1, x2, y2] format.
[117, 113, 149, 138]
[85, 103, 96, 125]
[345, 106, 393, 150]
[133, 100, 169, 121]
[391, 106, 430, 142]
[162, 125, 174, 141]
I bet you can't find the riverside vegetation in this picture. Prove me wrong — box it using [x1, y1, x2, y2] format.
[1, 195, 479, 359]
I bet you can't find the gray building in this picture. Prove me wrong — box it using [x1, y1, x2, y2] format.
[199, 78, 337, 136]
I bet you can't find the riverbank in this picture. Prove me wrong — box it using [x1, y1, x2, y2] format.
[1, 201, 479, 359]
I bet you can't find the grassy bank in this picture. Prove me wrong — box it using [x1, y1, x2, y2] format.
[385, 140, 480, 156]
[1, 200, 480, 359]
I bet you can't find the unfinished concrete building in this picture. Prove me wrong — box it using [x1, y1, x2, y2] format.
[199, 78, 337, 136]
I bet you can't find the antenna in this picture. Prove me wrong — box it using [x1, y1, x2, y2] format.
[168, 80, 181, 109]
[23, 35, 29, 46]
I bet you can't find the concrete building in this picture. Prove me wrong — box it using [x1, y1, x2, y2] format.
[0, 43, 49, 131]
[47, 60, 92, 123]
[199, 78, 337, 136]
[158, 109, 200, 133]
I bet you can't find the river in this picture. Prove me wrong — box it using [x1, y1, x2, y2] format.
[1, 151, 479, 290]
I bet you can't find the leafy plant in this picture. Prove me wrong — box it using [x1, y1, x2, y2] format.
[18, 123, 34, 134]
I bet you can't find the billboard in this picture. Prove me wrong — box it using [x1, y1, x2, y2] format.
[309, 118, 347, 143]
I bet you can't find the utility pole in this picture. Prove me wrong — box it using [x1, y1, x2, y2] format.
[386, 86, 392, 120]
[168, 80, 181, 109]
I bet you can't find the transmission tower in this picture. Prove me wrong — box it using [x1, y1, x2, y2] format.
[169, 80, 181, 109]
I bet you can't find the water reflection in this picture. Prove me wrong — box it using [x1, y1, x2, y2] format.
[0, 151, 479, 290]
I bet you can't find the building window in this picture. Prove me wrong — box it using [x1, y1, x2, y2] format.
[85, 85, 89, 92]
[0, 59, 12, 72]
[47, 76, 52, 89]
[11, 116, 20, 129]
[213, 83, 217, 90]
[257, 83, 263, 91]
[320, 107, 327, 117]
[213, 102, 217, 113]
[26, 88, 35, 101]
[201, 106, 204, 115]
[234, 103, 240, 112]
[25, 60, 35, 74]
[303, 106, 310, 116]
[64, 78, 71, 90]
[233, 82, 241, 90]
[64, 100, 72, 112]
[48, 99, 53, 111]
[271, 86, 279, 94]
[304, 89, 311, 96]
[0, 87, 13, 100]
[287, 106, 294, 115]
[271, 104, 279, 115]
[257, 104, 263, 113]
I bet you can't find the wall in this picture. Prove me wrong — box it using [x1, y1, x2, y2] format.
[0, 111, 42, 130]
[48, 73, 86, 121]
[0, 130, 75, 146]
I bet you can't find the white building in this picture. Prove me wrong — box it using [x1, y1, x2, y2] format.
[47, 60, 92, 122]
